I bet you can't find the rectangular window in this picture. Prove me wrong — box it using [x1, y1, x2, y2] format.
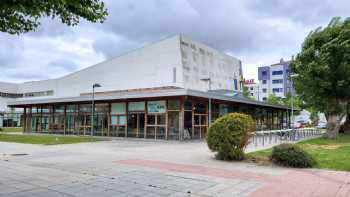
[128, 102, 145, 112]
[262, 71, 267, 76]
[168, 100, 180, 110]
[272, 70, 283, 75]
[262, 80, 267, 84]
[111, 103, 126, 114]
[147, 101, 166, 113]
[272, 88, 283, 93]
[272, 79, 283, 84]
[262, 97, 267, 101]
[111, 115, 126, 125]
[262, 88, 267, 93]
[250, 87, 253, 91]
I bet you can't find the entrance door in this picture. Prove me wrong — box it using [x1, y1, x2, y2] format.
[127, 113, 145, 138]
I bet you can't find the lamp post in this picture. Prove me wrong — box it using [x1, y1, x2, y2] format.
[201, 78, 212, 125]
[91, 83, 101, 136]
[289, 74, 299, 129]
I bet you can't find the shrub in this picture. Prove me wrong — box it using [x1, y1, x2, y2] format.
[207, 113, 255, 161]
[271, 143, 316, 168]
[0, 127, 2, 132]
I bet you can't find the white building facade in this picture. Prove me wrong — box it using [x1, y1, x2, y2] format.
[257, 59, 293, 102]
[244, 79, 259, 100]
[0, 35, 245, 129]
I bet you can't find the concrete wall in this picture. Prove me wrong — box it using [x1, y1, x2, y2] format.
[13, 35, 183, 100]
[1, 35, 244, 111]
[180, 35, 242, 92]
[270, 64, 285, 98]
[0, 82, 18, 112]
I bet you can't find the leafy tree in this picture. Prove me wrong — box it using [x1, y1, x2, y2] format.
[291, 17, 350, 138]
[267, 94, 284, 105]
[243, 86, 255, 100]
[0, 0, 108, 34]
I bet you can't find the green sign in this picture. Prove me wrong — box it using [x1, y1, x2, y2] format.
[148, 101, 166, 113]
[128, 102, 145, 111]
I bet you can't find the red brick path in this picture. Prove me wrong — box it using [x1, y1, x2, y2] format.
[116, 159, 350, 197]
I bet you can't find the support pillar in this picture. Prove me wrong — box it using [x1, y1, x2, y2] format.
[179, 97, 185, 141]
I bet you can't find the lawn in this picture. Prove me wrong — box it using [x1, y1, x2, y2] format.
[0, 127, 23, 133]
[247, 134, 350, 171]
[0, 134, 102, 145]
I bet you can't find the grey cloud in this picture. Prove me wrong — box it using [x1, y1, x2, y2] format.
[0, 0, 348, 82]
[48, 59, 79, 71]
[245, 0, 350, 25]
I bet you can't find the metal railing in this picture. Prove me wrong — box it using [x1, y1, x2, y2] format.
[250, 127, 324, 147]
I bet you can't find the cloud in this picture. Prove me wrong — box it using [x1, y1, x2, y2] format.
[0, 0, 348, 82]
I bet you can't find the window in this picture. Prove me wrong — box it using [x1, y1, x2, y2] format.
[262, 71, 267, 76]
[0, 92, 23, 98]
[168, 100, 180, 110]
[24, 90, 54, 97]
[262, 80, 267, 84]
[272, 70, 283, 75]
[262, 88, 267, 93]
[272, 79, 283, 84]
[262, 97, 267, 101]
[272, 88, 283, 93]
[250, 93, 254, 96]
[250, 87, 253, 91]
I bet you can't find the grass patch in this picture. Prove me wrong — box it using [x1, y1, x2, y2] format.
[0, 134, 101, 145]
[247, 134, 350, 171]
[0, 127, 23, 133]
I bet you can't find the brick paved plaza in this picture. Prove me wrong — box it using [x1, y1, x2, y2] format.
[0, 139, 349, 197]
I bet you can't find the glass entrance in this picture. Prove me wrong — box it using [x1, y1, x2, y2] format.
[127, 113, 145, 138]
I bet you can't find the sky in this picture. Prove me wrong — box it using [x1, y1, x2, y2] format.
[0, 0, 349, 83]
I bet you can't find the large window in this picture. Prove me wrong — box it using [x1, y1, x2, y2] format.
[272, 88, 283, 93]
[193, 102, 207, 139]
[167, 100, 180, 140]
[110, 103, 126, 137]
[147, 101, 166, 139]
[272, 70, 283, 75]
[128, 102, 145, 138]
[272, 79, 283, 84]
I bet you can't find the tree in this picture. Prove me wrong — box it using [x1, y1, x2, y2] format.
[243, 86, 255, 100]
[291, 17, 350, 138]
[267, 94, 284, 105]
[0, 0, 108, 35]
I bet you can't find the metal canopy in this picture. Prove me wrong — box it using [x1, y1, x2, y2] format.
[8, 88, 293, 110]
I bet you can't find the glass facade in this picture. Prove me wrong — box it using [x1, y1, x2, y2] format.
[20, 96, 290, 140]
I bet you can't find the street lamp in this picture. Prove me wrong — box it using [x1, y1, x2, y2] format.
[200, 78, 212, 126]
[91, 83, 101, 136]
[289, 74, 299, 129]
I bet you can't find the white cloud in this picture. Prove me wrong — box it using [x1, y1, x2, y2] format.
[0, 0, 348, 82]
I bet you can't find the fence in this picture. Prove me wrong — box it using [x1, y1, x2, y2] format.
[250, 127, 323, 147]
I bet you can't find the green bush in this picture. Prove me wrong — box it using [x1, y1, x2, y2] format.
[207, 113, 255, 161]
[271, 143, 316, 168]
[0, 127, 2, 132]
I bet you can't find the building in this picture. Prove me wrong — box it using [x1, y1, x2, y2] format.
[2, 35, 293, 139]
[244, 79, 259, 100]
[258, 59, 293, 101]
[0, 82, 23, 127]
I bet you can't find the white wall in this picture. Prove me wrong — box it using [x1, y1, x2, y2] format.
[1, 35, 244, 112]
[180, 35, 242, 92]
[0, 82, 18, 112]
[270, 64, 285, 98]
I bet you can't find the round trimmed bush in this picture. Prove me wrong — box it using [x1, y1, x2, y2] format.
[207, 113, 255, 161]
[271, 143, 316, 168]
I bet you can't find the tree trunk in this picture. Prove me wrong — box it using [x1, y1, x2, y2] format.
[326, 114, 342, 138]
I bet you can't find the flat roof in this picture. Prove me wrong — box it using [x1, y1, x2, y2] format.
[8, 88, 293, 110]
